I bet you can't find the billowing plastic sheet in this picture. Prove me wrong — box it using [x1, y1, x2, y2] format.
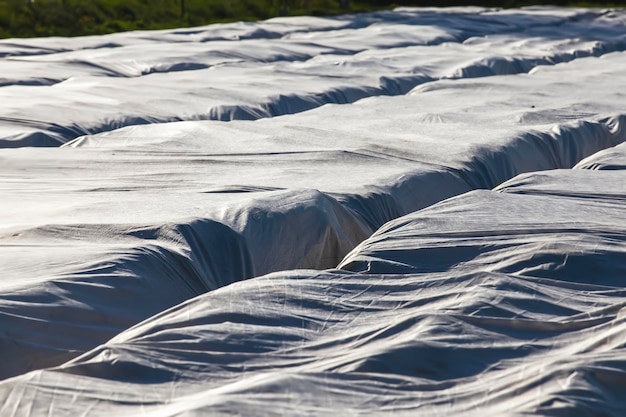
[1, 52, 625, 378]
[2, 167, 626, 416]
[576, 141, 626, 170]
[1, 7, 625, 147]
[1, 6, 626, 416]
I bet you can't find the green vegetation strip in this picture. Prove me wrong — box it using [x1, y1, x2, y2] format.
[0, 0, 625, 39]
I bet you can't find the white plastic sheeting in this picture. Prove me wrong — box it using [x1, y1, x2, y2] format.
[576, 141, 626, 170]
[1, 7, 626, 147]
[1, 6, 626, 415]
[339, 173, 626, 280]
[1, 49, 625, 378]
[2, 168, 626, 416]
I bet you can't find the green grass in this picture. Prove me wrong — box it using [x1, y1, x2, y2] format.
[0, 0, 624, 39]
